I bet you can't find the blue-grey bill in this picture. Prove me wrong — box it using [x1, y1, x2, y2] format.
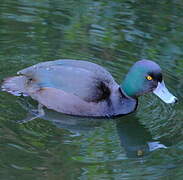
[153, 81, 177, 104]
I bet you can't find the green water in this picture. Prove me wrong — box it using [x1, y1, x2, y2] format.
[0, 0, 183, 179]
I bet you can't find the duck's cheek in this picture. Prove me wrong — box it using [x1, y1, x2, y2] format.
[151, 81, 159, 91]
[143, 81, 157, 93]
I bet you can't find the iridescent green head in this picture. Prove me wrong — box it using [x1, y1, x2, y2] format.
[121, 60, 177, 104]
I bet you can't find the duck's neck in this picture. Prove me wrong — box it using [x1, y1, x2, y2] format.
[120, 75, 138, 98]
[120, 83, 135, 98]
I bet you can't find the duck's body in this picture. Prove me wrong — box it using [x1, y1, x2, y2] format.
[1, 59, 177, 117]
[2, 60, 137, 117]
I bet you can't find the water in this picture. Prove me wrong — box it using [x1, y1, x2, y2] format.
[0, 0, 183, 179]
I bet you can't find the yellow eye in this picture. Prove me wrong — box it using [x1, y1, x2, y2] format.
[146, 75, 153, 81]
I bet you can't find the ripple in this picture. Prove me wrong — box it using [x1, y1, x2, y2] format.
[0, 0, 183, 179]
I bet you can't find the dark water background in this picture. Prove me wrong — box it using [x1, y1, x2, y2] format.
[0, 0, 183, 179]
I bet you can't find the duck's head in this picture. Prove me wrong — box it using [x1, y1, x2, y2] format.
[121, 60, 177, 104]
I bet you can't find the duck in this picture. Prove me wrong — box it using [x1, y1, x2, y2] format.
[1, 59, 177, 117]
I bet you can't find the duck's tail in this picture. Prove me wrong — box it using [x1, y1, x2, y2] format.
[1, 76, 29, 96]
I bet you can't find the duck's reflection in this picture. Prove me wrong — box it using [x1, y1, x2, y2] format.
[116, 116, 167, 157]
[18, 97, 167, 158]
[39, 109, 104, 132]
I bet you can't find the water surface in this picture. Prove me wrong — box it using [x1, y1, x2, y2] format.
[0, 0, 183, 179]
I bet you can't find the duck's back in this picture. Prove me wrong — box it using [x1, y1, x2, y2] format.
[18, 59, 117, 103]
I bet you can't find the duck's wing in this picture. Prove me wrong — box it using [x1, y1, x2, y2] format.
[18, 60, 118, 102]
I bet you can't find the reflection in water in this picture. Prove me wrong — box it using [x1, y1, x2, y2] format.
[38, 110, 104, 133]
[18, 97, 167, 158]
[116, 116, 167, 158]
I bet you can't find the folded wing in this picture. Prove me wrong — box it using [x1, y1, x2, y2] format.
[18, 60, 117, 102]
